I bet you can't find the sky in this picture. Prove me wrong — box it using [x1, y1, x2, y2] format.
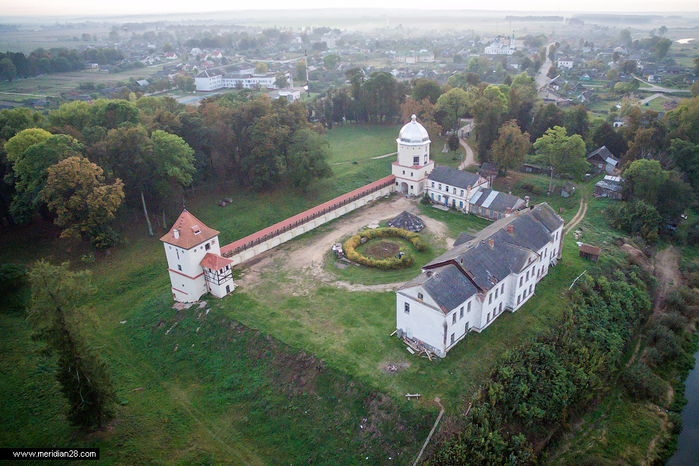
[1, 0, 698, 17]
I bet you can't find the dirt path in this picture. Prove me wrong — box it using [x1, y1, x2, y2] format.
[237, 195, 454, 292]
[457, 138, 477, 170]
[652, 246, 682, 315]
[564, 198, 588, 235]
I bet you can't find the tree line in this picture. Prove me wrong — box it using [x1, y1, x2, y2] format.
[0, 92, 332, 249]
[0, 47, 125, 82]
[427, 267, 655, 465]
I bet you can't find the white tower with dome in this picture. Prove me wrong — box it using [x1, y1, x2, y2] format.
[392, 114, 434, 196]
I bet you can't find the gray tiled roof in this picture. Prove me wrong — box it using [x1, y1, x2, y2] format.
[416, 203, 563, 304]
[401, 264, 479, 313]
[428, 165, 482, 190]
[453, 232, 476, 247]
[387, 211, 425, 232]
[469, 189, 525, 213]
[587, 145, 617, 162]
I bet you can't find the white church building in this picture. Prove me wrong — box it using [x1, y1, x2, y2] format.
[395, 203, 564, 357]
[160, 210, 235, 302]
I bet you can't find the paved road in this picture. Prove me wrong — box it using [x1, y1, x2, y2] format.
[535, 43, 554, 90]
[632, 75, 690, 94]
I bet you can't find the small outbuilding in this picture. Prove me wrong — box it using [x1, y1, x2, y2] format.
[579, 243, 601, 262]
[387, 211, 426, 232]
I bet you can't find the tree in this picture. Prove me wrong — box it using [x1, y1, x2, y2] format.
[285, 129, 332, 190]
[5, 131, 84, 222]
[533, 126, 588, 179]
[108, 30, 119, 41]
[592, 121, 627, 157]
[653, 38, 673, 60]
[670, 139, 699, 190]
[255, 62, 268, 74]
[547, 65, 558, 79]
[412, 79, 442, 105]
[492, 120, 531, 174]
[659, 26, 668, 36]
[400, 98, 442, 140]
[565, 105, 590, 140]
[274, 72, 288, 89]
[436, 87, 470, 132]
[692, 81, 699, 98]
[471, 85, 508, 160]
[623, 159, 664, 205]
[296, 60, 307, 81]
[150, 130, 196, 206]
[323, 54, 340, 69]
[0, 57, 17, 82]
[619, 29, 632, 47]
[531, 103, 565, 141]
[28, 261, 115, 430]
[507, 73, 537, 133]
[42, 157, 124, 249]
[611, 200, 660, 242]
[607, 69, 619, 81]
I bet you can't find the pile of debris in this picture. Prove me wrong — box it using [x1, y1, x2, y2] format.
[403, 335, 436, 360]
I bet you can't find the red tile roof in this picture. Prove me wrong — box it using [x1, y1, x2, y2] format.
[159, 210, 219, 249]
[221, 175, 396, 256]
[200, 253, 234, 271]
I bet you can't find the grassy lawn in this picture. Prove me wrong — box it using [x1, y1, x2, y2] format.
[0, 122, 628, 463]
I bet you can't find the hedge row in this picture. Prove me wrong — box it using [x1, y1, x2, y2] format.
[342, 227, 427, 270]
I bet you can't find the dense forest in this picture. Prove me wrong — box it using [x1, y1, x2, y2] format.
[0, 91, 333, 248]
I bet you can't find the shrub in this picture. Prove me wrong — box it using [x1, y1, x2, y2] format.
[342, 228, 426, 269]
[646, 324, 682, 364]
[659, 312, 688, 335]
[620, 363, 666, 403]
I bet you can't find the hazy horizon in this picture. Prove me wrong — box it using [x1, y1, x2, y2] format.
[1, 1, 698, 21]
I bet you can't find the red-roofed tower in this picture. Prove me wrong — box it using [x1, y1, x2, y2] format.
[160, 209, 235, 302]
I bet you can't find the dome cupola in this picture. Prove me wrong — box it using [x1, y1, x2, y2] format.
[397, 114, 430, 145]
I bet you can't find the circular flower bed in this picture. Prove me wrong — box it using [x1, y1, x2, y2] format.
[362, 240, 400, 259]
[342, 227, 427, 270]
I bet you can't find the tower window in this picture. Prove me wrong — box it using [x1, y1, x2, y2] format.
[413, 156, 419, 165]
[205, 243, 211, 251]
[177, 264, 182, 271]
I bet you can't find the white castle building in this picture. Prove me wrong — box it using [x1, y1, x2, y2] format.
[395, 203, 564, 357]
[160, 210, 235, 302]
[392, 114, 435, 196]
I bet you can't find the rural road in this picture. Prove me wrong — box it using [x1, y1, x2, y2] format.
[457, 120, 477, 170]
[632, 76, 690, 94]
[535, 44, 554, 90]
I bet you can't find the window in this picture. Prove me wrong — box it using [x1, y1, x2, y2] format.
[177, 264, 182, 271]
[495, 288, 499, 299]
[465, 322, 469, 333]
[519, 276, 523, 286]
[526, 271, 529, 280]
[460, 201, 463, 208]
[452, 313, 456, 324]
[529, 284, 533, 294]
[450, 333, 455, 344]
[460, 308, 464, 319]
[424, 155, 427, 164]
[467, 301, 471, 312]
[501, 284, 505, 293]
[418, 292, 423, 300]
[488, 294, 492, 304]
[453, 187, 456, 194]
[205, 243, 211, 251]
[460, 190, 464, 196]
[487, 313, 491, 322]
[499, 302, 502, 312]
[404, 302, 410, 314]
[176, 250, 180, 260]
[402, 170, 405, 175]
[517, 294, 521, 304]
[431, 181, 435, 187]
[438, 184, 442, 190]
[413, 156, 419, 165]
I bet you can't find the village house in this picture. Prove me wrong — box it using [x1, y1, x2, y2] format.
[396, 203, 564, 357]
[587, 146, 619, 175]
[594, 175, 624, 200]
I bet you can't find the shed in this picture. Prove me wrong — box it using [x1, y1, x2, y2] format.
[579, 243, 601, 262]
[387, 211, 425, 232]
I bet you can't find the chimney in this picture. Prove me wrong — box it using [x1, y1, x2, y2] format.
[507, 224, 513, 234]
[173, 229, 180, 239]
[525, 196, 530, 207]
[488, 239, 494, 248]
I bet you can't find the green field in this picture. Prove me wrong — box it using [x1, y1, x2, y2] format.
[0, 122, 635, 464]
